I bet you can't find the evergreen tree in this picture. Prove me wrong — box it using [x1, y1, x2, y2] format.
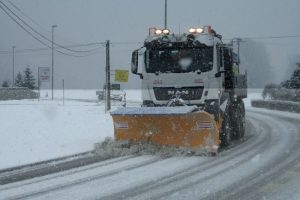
[23, 66, 36, 89]
[282, 63, 300, 89]
[289, 63, 300, 89]
[15, 72, 24, 87]
[1, 80, 9, 87]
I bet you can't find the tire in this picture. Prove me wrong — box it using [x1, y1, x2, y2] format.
[232, 100, 245, 139]
[239, 102, 246, 138]
[221, 116, 232, 147]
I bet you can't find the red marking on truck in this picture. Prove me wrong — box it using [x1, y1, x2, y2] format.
[194, 79, 203, 83]
[153, 80, 163, 85]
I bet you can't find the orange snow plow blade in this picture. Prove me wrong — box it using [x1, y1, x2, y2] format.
[111, 107, 221, 152]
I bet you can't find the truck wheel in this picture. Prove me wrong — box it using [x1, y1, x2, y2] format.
[239, 102, 246, 138]
[221, 117, 232, 147]
[232, 101, 245, 140]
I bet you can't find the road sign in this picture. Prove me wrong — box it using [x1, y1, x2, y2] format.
[39, 67, 50, 82]
[115, 70, 129, 82]
[103, 83, 121, 90]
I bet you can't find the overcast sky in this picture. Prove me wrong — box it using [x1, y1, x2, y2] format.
[1, 0, 300, 88]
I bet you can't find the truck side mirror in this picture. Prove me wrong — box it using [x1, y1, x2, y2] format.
[131, 50, 139, 74]
[131, 49, 143, 79]
[223, 48, 233, 71]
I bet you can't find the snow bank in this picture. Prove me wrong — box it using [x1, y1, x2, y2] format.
[251, 99, 300, 113]
[94, 137, 210, 158]
[0, 88, 143, 170]
[0, 99, 114, 170]
[0, 88, 262, 170]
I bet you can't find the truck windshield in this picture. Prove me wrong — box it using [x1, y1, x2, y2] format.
[146, 47, 213, 73]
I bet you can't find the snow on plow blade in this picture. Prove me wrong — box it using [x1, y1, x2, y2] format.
[111, 107, 221, 152]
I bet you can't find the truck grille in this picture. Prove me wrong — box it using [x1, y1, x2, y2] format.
[153, 87, 204, 101]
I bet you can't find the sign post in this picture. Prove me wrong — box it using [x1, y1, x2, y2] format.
[38, 67, 50, 99]
[105, 40, 111, 112]
[62, 79, 65, 106]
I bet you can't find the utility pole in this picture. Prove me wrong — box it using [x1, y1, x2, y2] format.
[236, 38, 242, 62]
[62, 79, 65, 106]
[164, 0, 168, 29]
[51, 25, 57, 100]
[12, 46, 15, 86]
[38, 67, 40, 100]
[105, 40, 111, 112]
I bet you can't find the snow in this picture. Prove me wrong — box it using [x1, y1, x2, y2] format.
[1, 89, 300, 199]
[37, 89, 142, 102]
[243, 88, 263, 108]
[0, 89, 141, 170]
[0, 88, 263, 170]
[111, 106, 197, 115]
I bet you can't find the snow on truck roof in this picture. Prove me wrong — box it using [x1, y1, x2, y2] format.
[110, 106, 199, 115]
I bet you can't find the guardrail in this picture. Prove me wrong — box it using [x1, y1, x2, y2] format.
[251, 99, 300, 113]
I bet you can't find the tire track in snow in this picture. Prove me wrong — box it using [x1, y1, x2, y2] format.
[213, 111, 300, 200]
[0, 155, 136, 192]
[1, 156, 161, 200]
[100, 117, 271, 200]
[2, 109, 298, 200]
[158, 111, 300, 200]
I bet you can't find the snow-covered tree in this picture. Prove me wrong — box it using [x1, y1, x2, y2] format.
[15, 72, 24, 87]
[282, 63, 300, 89]
[289, 63, 300, 89]
[23, 66, 36, 89]
[1, 80, 9, 87]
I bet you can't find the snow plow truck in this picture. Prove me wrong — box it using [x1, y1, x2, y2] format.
[111, 26, 247, 153]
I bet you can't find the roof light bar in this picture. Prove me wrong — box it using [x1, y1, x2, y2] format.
[196, 28, 204, 33]
[154, 28, 170, 35]
[155, 29, 162, 35]
[188, 27, 205, 34]
[162, 29, 170, 34]
[188, 28, 196, 34]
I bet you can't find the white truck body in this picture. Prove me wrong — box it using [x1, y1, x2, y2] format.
[132, 26, 246, 106]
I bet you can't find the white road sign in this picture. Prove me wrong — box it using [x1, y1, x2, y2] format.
[39, 67, 50, 82]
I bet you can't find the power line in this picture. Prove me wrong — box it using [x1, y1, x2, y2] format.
[5, 0, 47, 32]
[0, 2, 101, 57]
[111, 41, 143, 45]
[0, 4, 51, 50]
[0, 42, 106, 54]
[0, 0, 101, 54]
[5, 0, 103, 53]
[223, 34, 300, 41]
[1, 0, 97, 53]
[244, 35, 300, 40]
[0, 41, 139, 55]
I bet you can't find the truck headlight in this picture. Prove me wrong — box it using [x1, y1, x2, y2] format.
[196, 28, 203, 33]
[155, 29, 162, 35]
[188, 28, 196, 33]
[162, 29, 170, 34]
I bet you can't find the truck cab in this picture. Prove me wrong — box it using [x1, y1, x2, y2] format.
[132, 26, 247, 107]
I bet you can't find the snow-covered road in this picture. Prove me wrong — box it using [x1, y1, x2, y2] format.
[0, 108, 299, 200]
